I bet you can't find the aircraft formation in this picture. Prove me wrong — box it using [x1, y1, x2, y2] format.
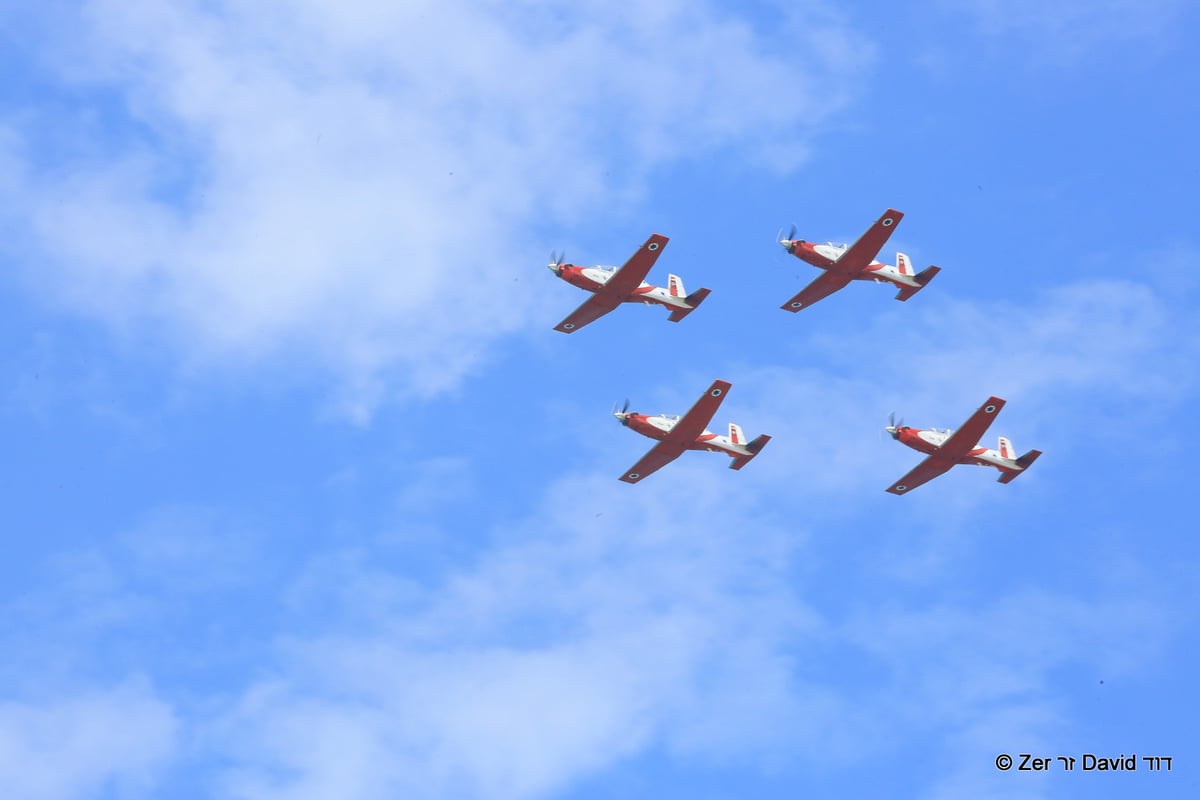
[549, 209, 1041, 491]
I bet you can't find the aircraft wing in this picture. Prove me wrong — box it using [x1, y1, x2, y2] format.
[832, 208, 904, 275]
[619, 440, 687, 483]
[602, 233, 670, 297]
[885, 455, 954, 495]
[553, 293, 622, 333]
[936, 396, 1006, 461]
[618, 379, 731, 484]
[664, 379, 731, 445]
[780, 271, 853, 312]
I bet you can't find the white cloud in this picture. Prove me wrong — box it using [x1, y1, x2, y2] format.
[211, 469, 824, 798]
[840, 589, 1171, 800]
[724, 277, 1197, 500]
[944, 0, 1187, 58]
[0, 414, 1185, 798]
[0, 682, 177, 800]
[202, 427, 1188, 798]
[1, 0, 865, 419]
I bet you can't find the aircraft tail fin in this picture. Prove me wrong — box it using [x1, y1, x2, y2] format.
[896, 252, 913, 277]
[895, 265, 941, 301]
[997, 449, 1042, 483]
[998, 436, 1015, 460]
[667, 287, 711, 322]
[728, 422, 745, 446]
[729, 433, 771, 470]
[667, 273, 686, 298]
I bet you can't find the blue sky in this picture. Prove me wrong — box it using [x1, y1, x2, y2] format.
[2, 1, 1198, 798]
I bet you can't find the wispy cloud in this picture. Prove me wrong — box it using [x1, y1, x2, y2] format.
[0, 681, 177, 800]
[727, 276, 1197, 499]
[0, 436, 1186, 798]
[208, 469, 821, 798]
[943, 0, 1188, 59]
[1, 0, 866, 419]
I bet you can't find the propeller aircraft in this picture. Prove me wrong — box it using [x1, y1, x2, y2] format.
[885, 396, 1042, 494]
[779, 208, 941, 311]
[614, 379, 771, 484]
[549, 234, 711, 333]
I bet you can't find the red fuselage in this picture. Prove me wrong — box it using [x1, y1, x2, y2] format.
[622, 413, 723, 452]
[893, 426, 993, 467]
[789, 242, 895, 282]
[558, 266, 668, 304]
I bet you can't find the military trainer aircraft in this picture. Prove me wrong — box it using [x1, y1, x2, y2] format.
[779, 208, 940, 311]
[614, 379, 771, 484]
[549, 234, 711, 333]
[885, 396, 1042, 494]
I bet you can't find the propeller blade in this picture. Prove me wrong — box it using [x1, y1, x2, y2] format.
[622, 398, 630, 414]
[888, 411, 895, 428]
[788, 224, 797, 241]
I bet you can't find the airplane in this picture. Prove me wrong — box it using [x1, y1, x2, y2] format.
[614, 379, 771, 484]
[778, 208, 941, 312]
[885, 396, 1042, 494]
[549, 233, 711, 333]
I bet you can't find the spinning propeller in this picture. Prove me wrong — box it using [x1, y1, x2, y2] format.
[777, 224, 801, 254]
[547, 250, 567, 275]
[885, 411, 905, 440]
[612, 398, 631, 425]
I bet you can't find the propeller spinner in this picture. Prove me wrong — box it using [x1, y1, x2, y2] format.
[613, 398, 631, 425]
[777, 224, 801, 253]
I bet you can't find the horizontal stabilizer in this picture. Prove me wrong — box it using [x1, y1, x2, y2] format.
[997, 449, 1042, 483]
[729, 434, 771, 470]
[667, 287, 711, 322]
[894, 265, 941, 302]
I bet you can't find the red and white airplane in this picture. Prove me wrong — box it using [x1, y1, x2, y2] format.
[779, 208, 941, 312]
[549, 234, 711, 333]
[885, 396, 1042, 494]
[614, 379, 771, 484]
